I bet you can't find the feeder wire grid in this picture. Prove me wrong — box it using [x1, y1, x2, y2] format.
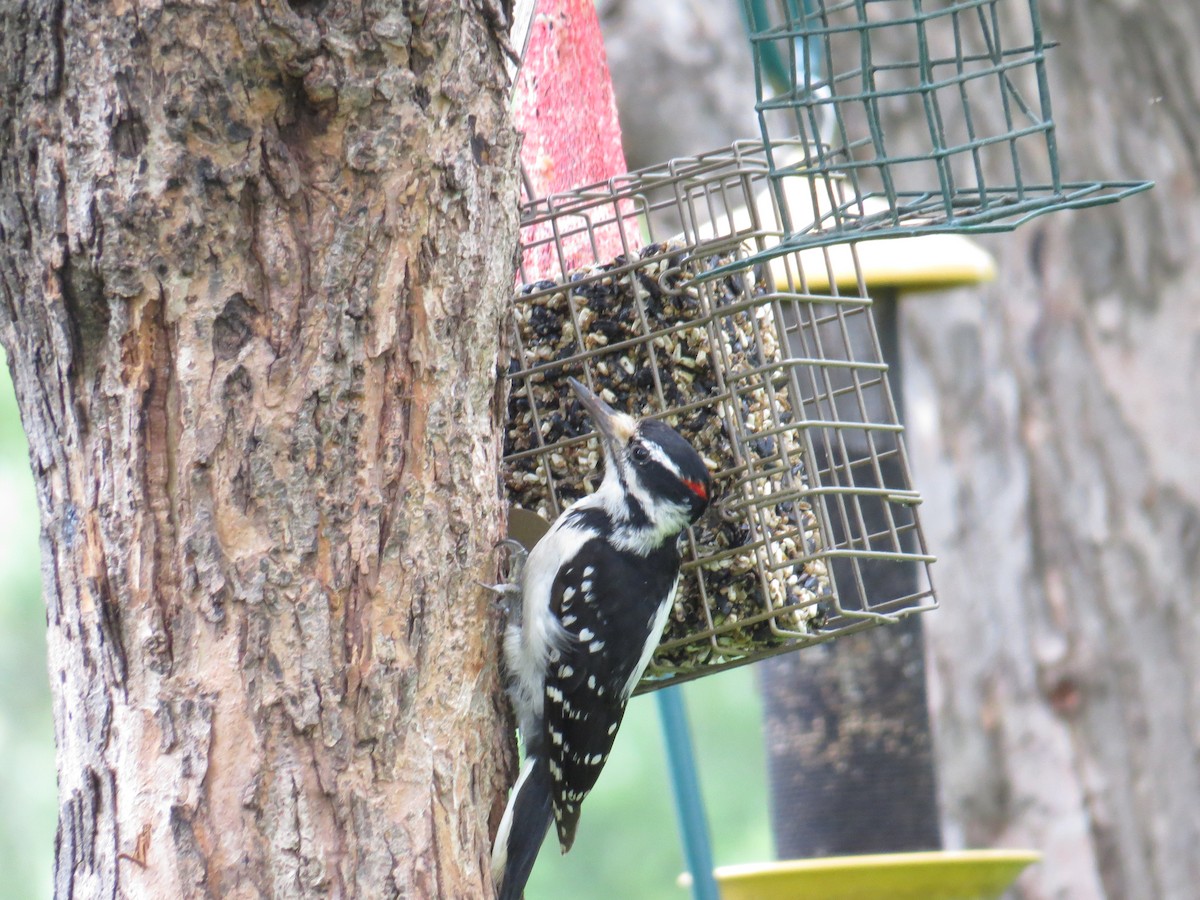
[735, 0, 1152, 267]
[503, 140, 936, 692]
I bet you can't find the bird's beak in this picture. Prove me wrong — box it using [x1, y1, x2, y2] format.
[567, 377, 636, 457]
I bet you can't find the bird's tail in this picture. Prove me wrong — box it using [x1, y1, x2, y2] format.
[491, 754, 554, 900]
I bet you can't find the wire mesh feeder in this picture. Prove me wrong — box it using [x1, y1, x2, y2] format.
[503, 141, 936, 692]
[737, 0, 1152, 261]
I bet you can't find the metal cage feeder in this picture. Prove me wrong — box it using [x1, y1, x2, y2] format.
[738, 0, 1152, 262]
[502, 141, 936, 692]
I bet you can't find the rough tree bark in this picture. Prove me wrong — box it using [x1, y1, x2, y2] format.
[602, 2, 1198, 899]
[0, 1, 519, 897]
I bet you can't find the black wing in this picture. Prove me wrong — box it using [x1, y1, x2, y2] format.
[542, 537, 681, 851]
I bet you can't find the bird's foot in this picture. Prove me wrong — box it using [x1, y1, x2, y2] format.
[479, 538, 528, 619]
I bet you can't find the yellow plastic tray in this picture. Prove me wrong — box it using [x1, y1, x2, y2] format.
[712, 850, 1040, 900]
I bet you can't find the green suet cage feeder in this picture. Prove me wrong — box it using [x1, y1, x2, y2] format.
[738, 0, 1152, 261]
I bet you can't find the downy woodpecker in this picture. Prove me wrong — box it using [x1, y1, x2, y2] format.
[491, 378, 712, 900]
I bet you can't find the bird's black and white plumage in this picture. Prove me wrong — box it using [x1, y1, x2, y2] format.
[491, 378, 712, 900]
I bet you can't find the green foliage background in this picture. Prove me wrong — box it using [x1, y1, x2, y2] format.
[526, 671, 773, 900]
[0, 357, 773, 898]
[0, 353, 56, 900]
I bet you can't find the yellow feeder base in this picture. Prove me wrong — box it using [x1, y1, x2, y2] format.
[763, 176, 997, 293]
[709, 850, 1040, 900]
[787, 230, 996, 294]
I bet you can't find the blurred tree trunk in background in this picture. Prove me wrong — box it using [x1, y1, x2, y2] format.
[0, 2, 518, 897]
[596, 0, 758, 170]
[893, 4, 1200, 899]
[601, 1, 1198, 898]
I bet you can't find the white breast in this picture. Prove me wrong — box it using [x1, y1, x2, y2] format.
[504, 514, 594, 736]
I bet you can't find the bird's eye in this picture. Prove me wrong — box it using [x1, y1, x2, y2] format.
[631, 444, 650, 463]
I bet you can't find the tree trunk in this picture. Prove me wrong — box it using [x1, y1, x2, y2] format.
[892, 4, 1200, 899]
[0, 1, 519, 897]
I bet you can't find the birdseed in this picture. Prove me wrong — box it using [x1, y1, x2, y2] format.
[504, 241, 833, 678]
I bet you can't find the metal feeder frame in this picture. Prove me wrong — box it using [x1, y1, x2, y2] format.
[735, 0, 1152, 267]
[504, 140, 936, 692]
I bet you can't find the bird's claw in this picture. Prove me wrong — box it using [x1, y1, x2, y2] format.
[494, 538, 529, 582]
[480, 538, 529, 619]
[478, 579, 522, 599]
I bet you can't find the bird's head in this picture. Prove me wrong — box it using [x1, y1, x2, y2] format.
[568, 378, 712, 549]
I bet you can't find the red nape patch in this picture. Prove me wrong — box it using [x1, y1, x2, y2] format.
[684, 479, 708, 501]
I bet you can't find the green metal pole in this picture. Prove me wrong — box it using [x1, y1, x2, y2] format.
[742, 0, 824, 96]
[656, 687, 720, 900]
